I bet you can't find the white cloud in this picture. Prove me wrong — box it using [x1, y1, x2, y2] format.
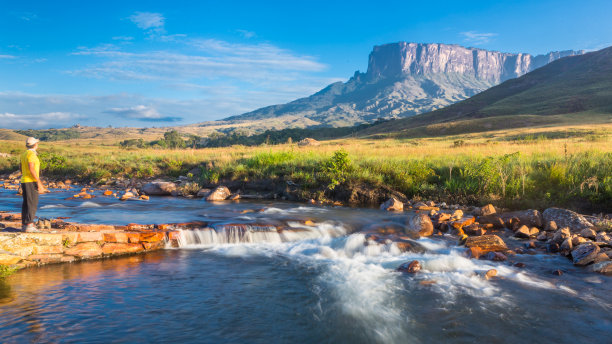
[112, 36, 135, 41]
[0, 112, 80, 129]
[236, 29, 256, 39]
[0, 54, 17, 59]
[460, 31, 498, 45]
[104, 105, 181, 122]
[129, 12, 165, 34]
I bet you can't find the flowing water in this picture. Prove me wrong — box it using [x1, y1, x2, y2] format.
[0, 188, 610, 343]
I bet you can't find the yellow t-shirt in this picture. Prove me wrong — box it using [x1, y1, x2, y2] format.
[21, 149, 40, 183]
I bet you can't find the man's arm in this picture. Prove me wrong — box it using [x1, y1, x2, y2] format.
[28, 161, 47, 192]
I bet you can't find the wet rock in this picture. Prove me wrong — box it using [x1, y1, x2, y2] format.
[590, 261, 612, 275]
[206, 186, 231, 201]
[514, 262, 526, 268]
[229, 194, 241, 201]
[482, 251, 507, 261]
[380, 197, 404, 211]
[483, 269, 497, 280]
[139, 195, 149, 201]
[480, 204, 496, 216]
[451, 209, 464, 220]
[120, 192, 134, 201]
[142, 181, 177, 196]
[464, 223, 485, 236]
[572, 242, 600, 266]
[196, 188, 211, 197]
[465, 247, 482, 259]
[514, 225, 532, 239]
[464, 235, 507, 253]
[404, 213, 434, 238]
[103, 190, 113, 196]
[542, 207, 593, 232]
[552, 269, 564, 276]
[501, 209, 543, 228]
[546, 243, 560, 253]
[394, 239, 427, 253]
[579, 228, 597, 240]
[102, 243, 144, 255]
[397, 260, 421, 273]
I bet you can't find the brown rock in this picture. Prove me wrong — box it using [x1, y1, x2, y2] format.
[139, 232, 165, 242]
[103, 232, 129, 243]
[437, 213, 451, 222]
[451, 209, 464, 220]
[229, 194, 241, 201]
[77, 232, 104, 242]
[126, 233, 141, 243]
[500, 209, 543, 228]
[464, 235, 507, 253]
[64, 242, 103, 258]
[102, 243, 144, 255]
[142, 181, 177, 196]
[550, 227, 571, 244]
[481, 204, 496, 216]
[572, 242, 600, 266]
[380, 197, 404, 211]
[590, 261, 612, 275]
[404, 213, 434, 238]
[572, 236, 587, 246]
[579, 228, 597, 240]
[542, 207, 593, 232]
[477, 215, 505, 229]
[397, 260, 421, 273]
[27, 254, 64, 264]
[0, 253, 22, 265]
[514, 225, 532, 239]
[142, 241, 165, 250]
[466, 247, 483, 259]
[206, 186, 231, 201]
[544, 220, 558, 232]
[482, 251, 507, 261]
[552, 269, 564, 276]
[483, 269, 497, 280]
[593, 252, 610, 263]
[451, 217, 475, 230]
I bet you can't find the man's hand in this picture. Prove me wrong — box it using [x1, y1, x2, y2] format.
[37, 181, 48, 194]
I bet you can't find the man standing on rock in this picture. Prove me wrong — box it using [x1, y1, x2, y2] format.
[21, 137, 47, 232]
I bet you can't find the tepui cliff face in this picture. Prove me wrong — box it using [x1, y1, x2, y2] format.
[224, 42, 584, 128]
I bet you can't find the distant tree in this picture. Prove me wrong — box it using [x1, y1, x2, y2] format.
[163, 130, 186, 149]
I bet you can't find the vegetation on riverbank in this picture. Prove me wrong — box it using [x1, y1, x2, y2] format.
[0, 123, 611, 212]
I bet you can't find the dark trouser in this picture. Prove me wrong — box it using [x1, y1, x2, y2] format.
[21, 182, 39, 225]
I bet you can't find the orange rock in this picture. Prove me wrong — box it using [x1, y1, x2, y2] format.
[27, 254, 64, 264]
[35, 245, 64, 254]
[0, 253, 22, 265]
[60, 256, 75, 262]
[82, 194, 93, 199]
[76, 224, 116, 232]
[304, 220, 315, 226]
[126, 233, 141, 243]
[64, 242, 103, 258]
[139, 232, 165, 242]
[452, 217, 475, 230]
[157, 224, 171, 230]
[167, 231, 181, 240]
[103, 232, 129, 243]
[139, 195, 149, 201]
[466, 247, 483, 259]
[142, 241, 165, 250]
[103, 190, 113, 196]
[464, 235, 507, 253]
[102, 243, 144, 255]
[77, 232, 104, 242]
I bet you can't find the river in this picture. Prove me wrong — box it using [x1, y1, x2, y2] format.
[0, 188, 610, 343]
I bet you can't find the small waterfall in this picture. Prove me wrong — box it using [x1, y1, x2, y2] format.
[175, 221, 347, 247]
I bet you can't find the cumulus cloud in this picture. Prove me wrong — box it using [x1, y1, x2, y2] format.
[460, 31, 498, 45]
[0, 112, 80, 129]
[129, 12, 165, 34]
[104, 105, 181, 122]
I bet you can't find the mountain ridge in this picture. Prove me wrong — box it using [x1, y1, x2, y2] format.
[222, 42, 583, 128]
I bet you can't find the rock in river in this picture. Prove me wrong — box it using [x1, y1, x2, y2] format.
[142, 181, 177, 196]
[380, 197, 403, 211]
[500, 209, 543, 228]
[206, 186, 231, 201]
[572, 242, 600, 266]
[404, 213, 434, 238]
[464, 235, 507, 253]
[397, 260, 421, 273]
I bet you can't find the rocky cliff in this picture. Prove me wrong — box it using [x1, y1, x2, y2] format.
[224, 42, 584, 128]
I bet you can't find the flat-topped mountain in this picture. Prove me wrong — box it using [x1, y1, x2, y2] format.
[224, 42, 583, 127]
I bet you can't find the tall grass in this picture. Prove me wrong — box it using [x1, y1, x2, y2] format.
[0, 125, 611, 211]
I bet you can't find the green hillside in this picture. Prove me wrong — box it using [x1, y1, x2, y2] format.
[0, 129, 27, 141]
[361, 46, 612, 136]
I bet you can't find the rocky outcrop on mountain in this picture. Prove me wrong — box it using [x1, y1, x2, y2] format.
[225, 42, 583, 127]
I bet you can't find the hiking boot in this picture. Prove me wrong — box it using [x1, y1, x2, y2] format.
[24, 223, 40, 233]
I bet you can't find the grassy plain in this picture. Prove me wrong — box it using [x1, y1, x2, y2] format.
[1, 123, 611, 212]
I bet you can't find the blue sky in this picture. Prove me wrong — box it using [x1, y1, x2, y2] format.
[1, 0, 611, 129]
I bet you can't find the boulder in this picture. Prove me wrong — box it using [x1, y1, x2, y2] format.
[514, 225, 532, 239]
[550, 227, 571, 244]
[451, 209, 464, 220]
[205, 186, 231, 201]
[142, 181, 177, 196]
[590, 261, 612, 275]
[596, 232, 611, 242]
[477, 215, 505, 229]
[464, 235, 507, 253]
[480, 204, 496, 216]
[482, 269, 497, 280]
[571, 242, 600, 266]
[380, 197, 404, 211]
[482, 251, 507, 261]
[404, 213, 434, 238]
[579, 228, 597, 240]
[397, 260, 421, 273]
[544, 220, 558, 232]
[196, 188, 211, 197]
[500, 209, 543, 228]
[542, 208, 592, 232]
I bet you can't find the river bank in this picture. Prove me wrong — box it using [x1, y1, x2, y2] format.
[1, 176, 611, 277]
